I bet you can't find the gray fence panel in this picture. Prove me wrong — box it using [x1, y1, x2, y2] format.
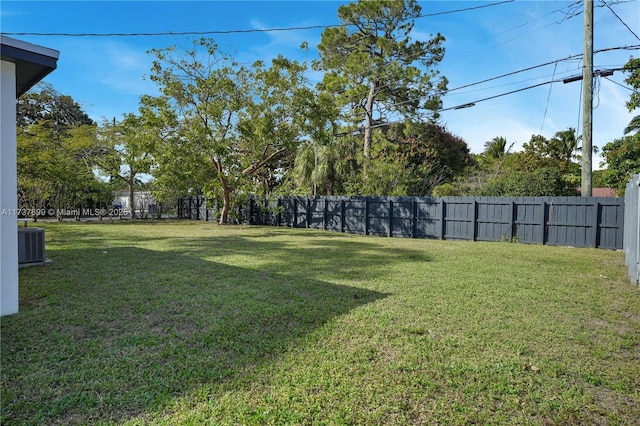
[513, 198, 544, 244]
[624, 175, 639, 286]
[599, 199, 625, 250]
[417, 198, 441, 238]
[391, 198, 415, 238]
[546, 198, 594, 247]
[240, 195, 624, 250]
[367, 198, 389, 236]
[325, 199, 343, 232]
[344, 199, 366, 235]
[444, 197, 474, 240]
[476, 197, 511, 242]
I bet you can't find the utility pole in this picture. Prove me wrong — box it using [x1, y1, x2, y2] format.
[581, 0, 593, 197]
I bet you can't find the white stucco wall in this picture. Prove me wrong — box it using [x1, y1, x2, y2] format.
[0, 59, 19, 316]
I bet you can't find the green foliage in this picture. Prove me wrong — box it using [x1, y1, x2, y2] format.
[16, 86, 112, 218]
[17, 82, 93, 129]
[600, 133, 640, 195]
[291, 121, 471, 196]
[624, 57, 640, 112]
[383, 121, 472, 195]
[597, 58, 640, 195]
[514, 130, 581, 173]
[478, 167, 576, 197]
[432, 182, 460, 197]
[623, 57, 640, 135]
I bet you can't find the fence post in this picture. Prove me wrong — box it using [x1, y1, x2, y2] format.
[439, 198, 446, 240]
[277, 198, 282, 227]
[306, 198, 310, 229]
[365, 198, 369, 236]
[341, 199, 345, 233]
[323, 198, 327, 230]
[388, 199, 393, 238]
[293, 198, 297, 228]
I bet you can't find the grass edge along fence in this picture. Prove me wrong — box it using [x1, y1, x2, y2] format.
[243, 195, 625, 251]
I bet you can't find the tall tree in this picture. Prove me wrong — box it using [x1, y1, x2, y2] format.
[144, 39, 319, 224]
[314, 0, 447, 160]
[98, 115, 157, 218]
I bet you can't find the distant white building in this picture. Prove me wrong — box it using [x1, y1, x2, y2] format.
[113, 190, 158, 218]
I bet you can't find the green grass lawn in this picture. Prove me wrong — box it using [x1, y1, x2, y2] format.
[2, 220, 639, 425]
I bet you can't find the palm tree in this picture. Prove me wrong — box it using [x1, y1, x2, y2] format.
[551, 128, 579, 169]
[483, 136, 508, 159]
[293, 139, 355, 196]
[624, 115, 640, 135]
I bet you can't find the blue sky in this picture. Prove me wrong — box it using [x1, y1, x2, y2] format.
[2, 0, 639, 167]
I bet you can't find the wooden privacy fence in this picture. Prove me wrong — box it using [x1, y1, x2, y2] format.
[245, 196, 625, 250]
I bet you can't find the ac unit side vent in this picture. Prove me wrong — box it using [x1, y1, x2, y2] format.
[18, 228, 45, 264]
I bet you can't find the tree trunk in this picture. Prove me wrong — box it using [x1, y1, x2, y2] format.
[128, 179, 135, 219]
[363, 81, 377, 160]
[219, 185, 232, 225]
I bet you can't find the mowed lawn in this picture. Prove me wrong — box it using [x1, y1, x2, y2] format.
[1, 221, 639, 425]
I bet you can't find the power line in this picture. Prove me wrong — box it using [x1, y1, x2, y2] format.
[0, 24, 340, 38]
[540, 63, 559, 134]
[602, 0, 640, 41]
[440, 79, 563, 112]
[417, 0, 514, 19]
[602, 76, 633, 91]
[0, 1, 514, 38]
[448, 44, 639, 92]
[442, 65, 638, 111]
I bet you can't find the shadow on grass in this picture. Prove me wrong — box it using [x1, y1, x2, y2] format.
[2, 246, 388, 425]
[162, 229, 433, 284]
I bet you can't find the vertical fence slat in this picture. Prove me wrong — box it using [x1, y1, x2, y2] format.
[412, 199, 417, 239]
[540, 199, 546, 245]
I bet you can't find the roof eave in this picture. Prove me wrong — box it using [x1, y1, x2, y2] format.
[0, 36, 60, 97]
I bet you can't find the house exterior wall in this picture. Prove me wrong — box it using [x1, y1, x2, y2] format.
[1, 59, 19, 316]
